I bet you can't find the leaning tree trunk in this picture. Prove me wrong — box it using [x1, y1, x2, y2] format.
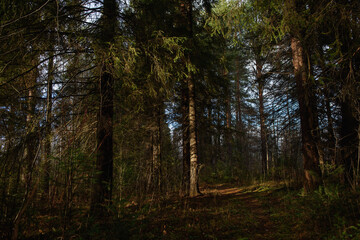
[290, 37, 321, 192]
[91, 0, 117, 215]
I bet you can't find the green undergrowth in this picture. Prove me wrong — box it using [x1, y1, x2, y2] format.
[22, 182, 360, 240]
[263, 184, 360, 240]
[115, 182, 360, 239]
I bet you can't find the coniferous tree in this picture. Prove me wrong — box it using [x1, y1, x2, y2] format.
[91, 0, 118, 215]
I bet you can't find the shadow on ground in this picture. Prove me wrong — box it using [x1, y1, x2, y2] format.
[121, 183, 288, 240]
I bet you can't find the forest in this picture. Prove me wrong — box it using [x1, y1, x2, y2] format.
[0, 0, 359, 239]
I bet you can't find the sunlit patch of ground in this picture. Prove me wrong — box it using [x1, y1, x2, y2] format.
[201, 185, 244, 195]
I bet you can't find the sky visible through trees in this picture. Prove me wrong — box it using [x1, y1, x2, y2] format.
[0, 0, 359, 239]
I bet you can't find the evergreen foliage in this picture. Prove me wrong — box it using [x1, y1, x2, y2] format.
[0, 0, 359, 238]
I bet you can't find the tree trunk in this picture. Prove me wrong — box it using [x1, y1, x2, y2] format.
[340, 99, 359, 187]
[324, 85, 336, 165]
[188, 76, 200, 197]
[23, 58, 39, 195]
[256, 60, 268, 177]
[235, 59, 243, 154]
[42, 49, 54, 198]
[290, 37, 321, 192]
[181, 81, 190, 196]
[12, 60, 39, 240]
[225, 80, 232, 167]
[91, 0, 117, 215]
[151, 105, 162, 194]
[338, 18, 360, 187]
[179, 0, 200, 197]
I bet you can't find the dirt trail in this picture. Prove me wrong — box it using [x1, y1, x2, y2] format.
[128, 183, 282, 240]
[197, 184, 276, 240]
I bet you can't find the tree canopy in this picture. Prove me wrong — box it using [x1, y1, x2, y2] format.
[0, 0, 359, 239]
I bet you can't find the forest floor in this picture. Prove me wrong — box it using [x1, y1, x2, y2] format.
[27, 181, 360, 240]
[133, 183, 282, 240]
[105, 182, 330, 240]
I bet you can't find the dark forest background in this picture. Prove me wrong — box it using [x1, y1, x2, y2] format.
[0, 0, 359, 239]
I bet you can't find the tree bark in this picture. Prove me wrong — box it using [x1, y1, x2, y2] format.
[337, 15, 360, 187]
[323, 86, 337, 165]
[290, 37, 321, 192]
[188, 76, 200, 197]
[12, 60, 39, 240]
[42, 48, 54, 198]
[225, 78, 232, 167]
[179, 0, 200, 197]
[23, 59, 39, 195]
[91, 0, 117, 215]
[181, 81, 190, 196]
[151, 105, 162, 194]
[340, 98, 359, 187]
[256, 60, 268, 177]
[235, 59, 243, 152]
